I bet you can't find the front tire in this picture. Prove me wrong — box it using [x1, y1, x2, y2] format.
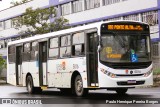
[74, 75, 88, 97]
[26, 76, 42, 94]
[116, 88, 128, 94]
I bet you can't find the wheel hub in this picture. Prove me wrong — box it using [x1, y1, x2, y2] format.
[76, 79, 83, 92]
[27, 81, 32, 92]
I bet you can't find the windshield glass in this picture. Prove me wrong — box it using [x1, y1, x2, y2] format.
[100, 33, 151, 63]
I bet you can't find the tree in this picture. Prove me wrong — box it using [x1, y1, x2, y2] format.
[0, 55, 6, 78]
[12, 6, 70, 35]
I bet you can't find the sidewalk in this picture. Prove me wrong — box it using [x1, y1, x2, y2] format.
[0, 79, 7, 84]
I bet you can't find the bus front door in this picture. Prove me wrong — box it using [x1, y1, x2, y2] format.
[39, 41, 47, 86]
[86, 32, 98, 87]
[16, 46, 23, 85]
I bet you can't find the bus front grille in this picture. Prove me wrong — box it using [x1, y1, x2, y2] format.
[116, 74, 144, 77]
[117, 81, 145, 86]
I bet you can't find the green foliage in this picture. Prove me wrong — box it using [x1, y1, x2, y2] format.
[153, 68, 160, 75]
[0, 55, 6, 77]
[0, 56, 6, 68]
[12, 6, 70, 35]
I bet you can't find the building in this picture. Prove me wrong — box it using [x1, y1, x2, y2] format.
[0, 0, 160, 73]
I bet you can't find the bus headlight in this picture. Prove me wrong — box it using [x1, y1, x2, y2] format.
[144, 68, 153, 77]
[100, 68, 116, 78]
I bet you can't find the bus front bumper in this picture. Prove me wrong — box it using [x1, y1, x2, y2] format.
[98, 72, 153, 88]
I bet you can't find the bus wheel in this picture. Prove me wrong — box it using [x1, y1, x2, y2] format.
[116, 88, 128, 94]
[26, 75, 35, 94]
[74, 75, 88, 97]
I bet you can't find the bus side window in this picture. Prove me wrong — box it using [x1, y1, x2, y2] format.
[72, 32, 85, 56]
[8, 45, 16, 63]
[49, 37, 59, 58]
[60, 35, 71, 58]
[30, 41, 38, 61]
[23, 43, 31, 62]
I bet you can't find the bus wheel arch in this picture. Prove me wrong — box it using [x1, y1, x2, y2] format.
[71, 71, 88, 97]
[26, 73, 42, 94]
[26, 73, 32, 86]
[71, 71, 80, 88]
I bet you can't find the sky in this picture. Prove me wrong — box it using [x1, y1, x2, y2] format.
[0, 0, 22, 11]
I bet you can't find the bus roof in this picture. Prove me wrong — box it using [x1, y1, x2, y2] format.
[8, 20, 148, 46]
[8, 22, 102, 46]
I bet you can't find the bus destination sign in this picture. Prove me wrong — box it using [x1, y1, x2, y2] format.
[107, 25, 143, 31]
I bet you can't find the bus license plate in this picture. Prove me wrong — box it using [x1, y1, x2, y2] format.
[127, 80, 136, 84]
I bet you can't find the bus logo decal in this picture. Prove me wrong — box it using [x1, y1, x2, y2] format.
[130, 71, 133, 74]
[56, 61, 66, 71]
[62, 61, 66, 70]
[125, 70, 129, 74]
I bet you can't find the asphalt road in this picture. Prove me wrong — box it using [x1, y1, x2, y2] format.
[0, 84, 160, 107]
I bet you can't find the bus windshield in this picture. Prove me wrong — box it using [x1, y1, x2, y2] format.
[100, 32, 151, 63]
